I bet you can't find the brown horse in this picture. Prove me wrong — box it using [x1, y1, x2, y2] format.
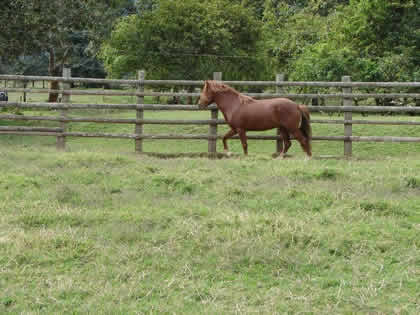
[198, 80, 312, 157]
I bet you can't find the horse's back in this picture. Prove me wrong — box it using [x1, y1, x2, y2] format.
[264, 97, 298, 109]
[254, 98, 300, 119]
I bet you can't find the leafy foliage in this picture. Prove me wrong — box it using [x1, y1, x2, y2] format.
[2, 0, 419, 82]
[100, 0, 265, 80]
[262, 1, 329, 74]
[1, 0, 132, 76]
[288, 0, 420, 81]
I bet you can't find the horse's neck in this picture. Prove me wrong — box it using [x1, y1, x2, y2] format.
[214, 92, 240, 123]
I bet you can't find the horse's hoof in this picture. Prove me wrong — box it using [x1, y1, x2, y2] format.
[225, 151, 233, 157]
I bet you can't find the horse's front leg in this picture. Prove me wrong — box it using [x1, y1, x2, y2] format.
[223, 129, 237, 156]
[238, 129, 248, 155]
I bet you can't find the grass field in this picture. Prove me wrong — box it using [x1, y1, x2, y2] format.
[1, 90, 419, 313]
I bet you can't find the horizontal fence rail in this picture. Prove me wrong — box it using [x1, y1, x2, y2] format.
[2, 131, 420, 144]
[3, 102, 420, 113]
[1, 70, 420, 157]
[2, 74, 420, 88]
[2, 88, 420, 100]
[3, 113, 420, 127]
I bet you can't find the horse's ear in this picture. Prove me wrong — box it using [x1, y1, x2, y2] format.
[203, 80, 208, 91]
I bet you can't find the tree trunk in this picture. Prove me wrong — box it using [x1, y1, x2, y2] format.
[187, 86, 194, 105]
[23, 81, 27, 102]
[48, 48, 59, 102]
[171, 86, 180, 104]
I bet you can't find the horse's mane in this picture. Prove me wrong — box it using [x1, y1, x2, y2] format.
[206, 80, 254, 105]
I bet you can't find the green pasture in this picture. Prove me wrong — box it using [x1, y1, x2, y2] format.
[0, 90, 419, 313]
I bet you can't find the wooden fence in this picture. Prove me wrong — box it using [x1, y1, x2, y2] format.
[1, 69, 420, 157]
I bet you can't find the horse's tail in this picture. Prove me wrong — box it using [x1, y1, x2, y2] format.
[298, 105, 312, 152]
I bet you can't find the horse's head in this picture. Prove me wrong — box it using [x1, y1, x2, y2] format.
[198, 81, 214, 109]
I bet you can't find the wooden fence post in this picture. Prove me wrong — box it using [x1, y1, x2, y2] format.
[208, 72, 221, 157]
[342, 75, 353, 157]
[57, 67, 71, 150]
[135, 70, 145, 153]
[276, 74, 285, 155]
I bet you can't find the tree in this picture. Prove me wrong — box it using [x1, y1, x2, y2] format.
[262, 0, 330, 74]
[308, 0, 349, 16]
[0, 1, 27, 59]
[289, 0, 420, 82]
[100, 0, 265, 81]
[136, 0, 159, 14]
[1, 0, 132, 101]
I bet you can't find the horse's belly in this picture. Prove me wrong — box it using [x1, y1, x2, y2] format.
[232, 114, 278, 131]
[246, 123, 277, 131]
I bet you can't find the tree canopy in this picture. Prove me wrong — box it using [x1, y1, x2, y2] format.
[2, 0, 419, 82]
[100, 0, 265, 80]
[289, 0, 420, 81]
[1, 0, 132, 76]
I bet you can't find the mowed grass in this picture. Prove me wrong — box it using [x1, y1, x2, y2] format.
[0, 146, 419, 313]
[1, 90, 420, 313]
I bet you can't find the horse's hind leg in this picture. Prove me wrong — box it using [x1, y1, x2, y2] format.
[238, 129, 248, 155]
[292, 129, 312, 157]
[223, 129, 237, 156]
[278, 127, 291, 157]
